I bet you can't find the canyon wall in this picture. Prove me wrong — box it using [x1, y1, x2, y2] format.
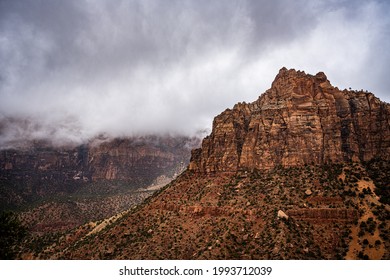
[189, 68, 390, 173]
[0, 136, 198, 208]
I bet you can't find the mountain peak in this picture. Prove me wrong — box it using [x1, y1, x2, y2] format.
[276, 67, 327, 81]
[190, 69, 390, 173]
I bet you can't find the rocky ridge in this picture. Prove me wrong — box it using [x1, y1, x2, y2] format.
[190, 68, 390, 173]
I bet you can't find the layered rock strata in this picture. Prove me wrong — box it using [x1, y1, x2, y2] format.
[190, 68, 390, 173]
[0, 136, 197, 207]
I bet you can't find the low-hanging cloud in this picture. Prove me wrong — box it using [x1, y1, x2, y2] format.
[0, 0, 389, 147]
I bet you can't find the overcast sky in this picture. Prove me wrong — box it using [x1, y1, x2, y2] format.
[0, 0, 389, 146]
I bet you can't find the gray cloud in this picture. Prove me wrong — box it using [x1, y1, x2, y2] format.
[0, 0, 389, 147]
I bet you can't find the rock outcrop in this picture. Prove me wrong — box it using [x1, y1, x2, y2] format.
[190, 68, 390, 173]
[287, 208, 358, 222]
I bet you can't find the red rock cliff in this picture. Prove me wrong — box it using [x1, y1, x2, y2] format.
[0, 136, 198, 208]
[189, 68, 390, 173]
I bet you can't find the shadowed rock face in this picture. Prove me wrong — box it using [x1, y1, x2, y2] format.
[189, 68, 390, 173]
[0, 135, 198, 208]
[0, 136, 195, 182]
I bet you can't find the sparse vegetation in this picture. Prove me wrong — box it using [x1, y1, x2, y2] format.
[0, 211, 27, 259]
[8, 160, 389, 260]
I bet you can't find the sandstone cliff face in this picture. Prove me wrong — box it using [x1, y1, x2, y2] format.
[189, 68, 390, 173]
[88, 136, 192, 182]
[0, 136, 198, 208]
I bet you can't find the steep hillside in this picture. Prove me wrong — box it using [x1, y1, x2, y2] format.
[26, 161, 389, 260]
[17, 68, 390, 260]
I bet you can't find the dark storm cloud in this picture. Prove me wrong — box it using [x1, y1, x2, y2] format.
[0, 0, 389, 147]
